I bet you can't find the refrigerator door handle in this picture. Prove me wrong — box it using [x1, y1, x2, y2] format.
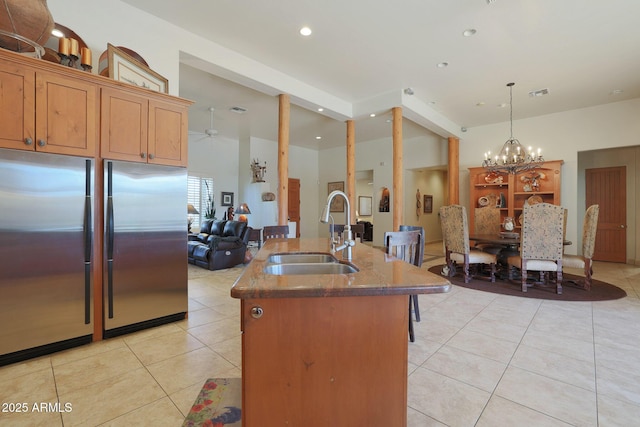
[106, 162, 114, 319]
[83, 159, 92, 325]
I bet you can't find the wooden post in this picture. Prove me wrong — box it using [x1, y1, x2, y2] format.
[448, 136, 459, 205]
[346, 120, 356, 224]
[278, 94, 290, 225]
[392, 107, 403, 230]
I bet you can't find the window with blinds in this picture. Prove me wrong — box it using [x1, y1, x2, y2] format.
[187, 175, 214, 225]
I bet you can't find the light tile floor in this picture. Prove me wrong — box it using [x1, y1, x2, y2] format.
[1, 242, 640, 426]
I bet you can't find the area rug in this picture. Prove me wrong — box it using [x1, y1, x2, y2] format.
[428, 265, 627, 301]
[182, 378, 242, 426]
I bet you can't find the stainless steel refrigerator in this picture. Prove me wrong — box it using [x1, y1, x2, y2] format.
[0, 148, 94, 365]
[103, 160, 187, 337]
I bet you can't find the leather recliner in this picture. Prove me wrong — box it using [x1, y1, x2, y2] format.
[188, 219, 251, 270]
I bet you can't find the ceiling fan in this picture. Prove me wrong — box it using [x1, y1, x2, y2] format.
[189, 107, 218, 141]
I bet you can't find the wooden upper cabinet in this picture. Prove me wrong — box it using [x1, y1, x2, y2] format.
[0, 60, 97, 156]
[1, 49, 190, 165]
[101, 89, 189, 167]
[100, 88, 149, 162]
[0, 61, 35, 150]
[148, 99, 188, 167]
[35, 71, 97, 156]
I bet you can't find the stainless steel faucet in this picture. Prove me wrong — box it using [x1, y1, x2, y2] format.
[320, 190, 355, 260]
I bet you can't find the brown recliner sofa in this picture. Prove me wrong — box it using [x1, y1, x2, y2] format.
[188, 219, 251, 270]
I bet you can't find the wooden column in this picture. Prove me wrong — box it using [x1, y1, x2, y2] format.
[447, 136, 459, 205]
[346, 120, 356, 224]
[392, 107, 403, 230]
[278, 94, 290, 225]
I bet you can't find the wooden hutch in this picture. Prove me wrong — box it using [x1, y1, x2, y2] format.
[468, 160, 563, 233]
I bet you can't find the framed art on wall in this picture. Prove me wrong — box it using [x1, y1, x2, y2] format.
[423, 195, 433, 213]
[328, 181, 345, 212]
[221, 192, 234, 207]
[106, 43, 168, 93]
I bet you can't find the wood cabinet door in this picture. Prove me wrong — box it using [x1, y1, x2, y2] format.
[241, 295, 408, 426]
[35, 71, 97, 156]
[0, 61, 35, 151]
[100, 88, 148, 162]
[148, 99, 188, 167]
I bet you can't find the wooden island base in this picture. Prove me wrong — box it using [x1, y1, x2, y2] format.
[241, 295, 408, 426]
[231, 238, 451, 426]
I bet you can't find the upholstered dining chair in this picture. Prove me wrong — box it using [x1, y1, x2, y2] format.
[507, 203, 565, 294]
[563, 204, 599, 290]
[473, 206, 502, 254]
[263, 225, 290, 240]
[384, 230, 422, 342]
[439, 205, 496, 283]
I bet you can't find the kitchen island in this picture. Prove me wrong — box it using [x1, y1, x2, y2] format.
[231, 238, 451, 426]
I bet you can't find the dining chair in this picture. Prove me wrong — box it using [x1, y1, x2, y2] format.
[507, 203, 565, 294]
[263, 225, 290, 240]
[473, 206, 502, 255]
[328, 223, 365, 243]
[439, 205, 496, 283]
[563, 204, 599, 290]
[384, 230, 422, 342]
[399, 225, 425, 327]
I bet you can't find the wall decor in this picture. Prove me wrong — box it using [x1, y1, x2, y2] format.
[423, 195, 433, 213]
[221, 192, 234, 207]
[328, 181, 344, 212]
[379, 187, 390, 212]
[104, 43, 168, 93]
[359, 196, 372, 216]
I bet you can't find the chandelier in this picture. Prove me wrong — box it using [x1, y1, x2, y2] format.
[482, 82, 543, 174]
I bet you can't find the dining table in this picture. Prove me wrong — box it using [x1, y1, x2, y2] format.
[469, 233, 572, 276]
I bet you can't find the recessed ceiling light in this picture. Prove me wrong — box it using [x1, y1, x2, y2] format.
[463, 29, 476, 37]
[315, 136, 322, 140]
[317, 107, 324, 112]
[51, 28, 64, 38]
[476, 102, 485, 107]
[300, 26, 312, 36]
[403, 87, 414, 95]
[529, 88, 550, 97]
[370, 113, 376, 118]
[437, 62, 449, 68]
[498, 103, 508, 108]
[610, 89, 623, 95]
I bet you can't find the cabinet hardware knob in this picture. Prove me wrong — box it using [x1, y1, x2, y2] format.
[140, 152, 146, 159]
[25, 138, 33, 145]
[149, 153, 155, 159]
[250, 306, 264, 319]
[38, 139, 46, 147]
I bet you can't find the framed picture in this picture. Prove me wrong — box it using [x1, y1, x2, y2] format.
[328, 181, 345, 212]
[359, 196, 372, 216]
[221, 192, 234, 207]
[423, 195, 433, 213]
[106, 44, 168, 93]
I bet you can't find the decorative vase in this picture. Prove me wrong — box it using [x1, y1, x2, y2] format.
[0, 0, 55, 52]
[503, 217, 515, 232]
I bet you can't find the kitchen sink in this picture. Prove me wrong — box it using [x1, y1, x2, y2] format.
[267, 252, 337, 264]
[263, 262, 359, 275]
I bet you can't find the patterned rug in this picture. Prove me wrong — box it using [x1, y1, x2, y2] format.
[182, 378, 242, 426]
[428, 264, 627, 301]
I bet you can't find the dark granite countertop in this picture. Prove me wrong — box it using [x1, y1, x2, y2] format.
[230, 238, 451, 299]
